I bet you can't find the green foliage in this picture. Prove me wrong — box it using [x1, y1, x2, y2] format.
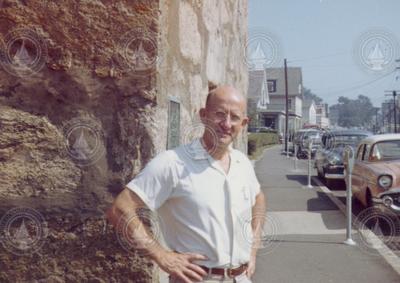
[248, 132, 278, 156]
[303, 87, 323, 104]
[333, 95, 374, 127]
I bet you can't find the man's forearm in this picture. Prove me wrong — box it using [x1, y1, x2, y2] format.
[251, 191, 266, 256]
[106, 189, 168, 263]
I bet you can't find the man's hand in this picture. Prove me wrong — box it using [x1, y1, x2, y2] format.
[245, 254, 256, 278]
[156, 251, 208, 283]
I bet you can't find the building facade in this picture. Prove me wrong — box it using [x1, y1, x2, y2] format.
[248, 67, 304, 136]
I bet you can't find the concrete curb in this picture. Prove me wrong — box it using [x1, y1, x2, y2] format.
[312, 176, 400, 276]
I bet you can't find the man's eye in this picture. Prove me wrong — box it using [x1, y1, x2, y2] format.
[215, 112, 226, 118]
[231, 115, 241, 122]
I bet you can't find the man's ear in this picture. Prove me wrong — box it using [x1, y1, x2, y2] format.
[241, 116, 249, 127]
[199, 108, 206, 119]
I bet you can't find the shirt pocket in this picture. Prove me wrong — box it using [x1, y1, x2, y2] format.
[231, 183, 252, 211]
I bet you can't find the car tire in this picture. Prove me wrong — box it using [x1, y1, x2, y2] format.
[317, 167, 324, 179]
[366, 189, 373, 208]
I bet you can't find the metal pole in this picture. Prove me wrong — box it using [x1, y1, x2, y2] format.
[344, 146, 356, 246]
[307, 141, 313, 188]
[294, 144, 298, 171]
[394, 91, 397, 133]
[284, 59, 289, 156]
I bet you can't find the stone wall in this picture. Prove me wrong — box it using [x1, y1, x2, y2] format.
[0, 0, 248, 282]
[155, 0, 248, 153]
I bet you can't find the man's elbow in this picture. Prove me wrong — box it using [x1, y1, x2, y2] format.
[106, 189, 128, 227]
[106, 201, 121, 228]
[105, 188, 145, 227]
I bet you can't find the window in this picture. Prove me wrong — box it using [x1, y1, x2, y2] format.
[356, 145, 364, 160]
[362, 144, 370, 161]
[267, 80, 277, 92]
[288, 99, 292, 110]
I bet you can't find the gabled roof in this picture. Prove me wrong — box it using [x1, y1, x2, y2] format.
[248, 71, 265, 99]
[265, 67, 303, 97]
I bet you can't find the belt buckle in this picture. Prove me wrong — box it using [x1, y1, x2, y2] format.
[226, 267, 233, 278]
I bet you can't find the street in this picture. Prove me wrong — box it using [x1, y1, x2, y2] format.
[252, 145, 400, 283]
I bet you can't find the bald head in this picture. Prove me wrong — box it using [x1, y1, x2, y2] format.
[205, 85, 247, 113]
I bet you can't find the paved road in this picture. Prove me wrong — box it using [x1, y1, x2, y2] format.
[315, 173, 400, 259]
[252, 145, 400, 283]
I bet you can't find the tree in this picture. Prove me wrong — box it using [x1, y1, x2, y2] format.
[303, 87, 323, 104]
[332, 95, 374, 128]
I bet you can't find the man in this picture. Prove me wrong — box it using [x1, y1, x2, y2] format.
[107, 85, 266, 283]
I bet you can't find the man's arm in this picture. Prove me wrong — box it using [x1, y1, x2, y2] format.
[106, 188, 207, 283]
[246, 191, 266, 277]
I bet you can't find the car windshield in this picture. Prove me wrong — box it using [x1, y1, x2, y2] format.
[305, 131, 320, 138]
[325, 134, 367, 148]
[370, 140, 400, 161]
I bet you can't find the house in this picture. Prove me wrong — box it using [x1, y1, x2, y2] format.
[302, 99, 317, 126]
[315, 103, 330, 128]
[248, 67, 304, 136]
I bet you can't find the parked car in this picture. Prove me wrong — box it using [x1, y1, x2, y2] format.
[290, 129, 322, 159]
[349, 134, 400, 212]
[315, 129, 372, 186]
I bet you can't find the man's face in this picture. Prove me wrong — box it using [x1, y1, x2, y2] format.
[201, 89, 248, 147]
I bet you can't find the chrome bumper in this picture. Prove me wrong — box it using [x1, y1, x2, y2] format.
[324, 173, 345, 179]
[373, 188, 400, 212]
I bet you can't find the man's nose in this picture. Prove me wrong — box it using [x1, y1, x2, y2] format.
[219, 115, 233, 128]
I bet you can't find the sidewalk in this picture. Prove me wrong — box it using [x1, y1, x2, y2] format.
[252, 145, 400, 283]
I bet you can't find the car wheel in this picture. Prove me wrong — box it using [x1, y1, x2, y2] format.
[317, 167, 324, 179]
[366, 189, 373, 208]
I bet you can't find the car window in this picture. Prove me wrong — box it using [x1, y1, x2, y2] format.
[362, 144, 370, 161]
[332, 134, 367, 146]
[370, 140, 400, 161]
[356, 144, 365, 161]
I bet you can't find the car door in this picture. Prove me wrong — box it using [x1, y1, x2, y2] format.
[351, 144, 366, 195]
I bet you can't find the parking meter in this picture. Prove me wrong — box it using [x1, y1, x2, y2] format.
[307, 139, 313, 188]
[343, 146, 355, 175]
[343, 145, 356, 246]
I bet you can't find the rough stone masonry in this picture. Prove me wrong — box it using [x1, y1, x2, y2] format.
[0, 0, 248, 282]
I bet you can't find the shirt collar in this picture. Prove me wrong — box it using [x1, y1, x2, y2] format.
[184, 138, 238, 162]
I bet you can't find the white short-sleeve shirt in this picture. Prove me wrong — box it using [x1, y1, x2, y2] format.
[126, 139, 261, 267]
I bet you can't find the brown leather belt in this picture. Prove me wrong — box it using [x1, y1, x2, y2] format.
[200, 263, 248, 278]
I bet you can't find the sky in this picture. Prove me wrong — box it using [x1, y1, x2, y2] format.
[248, 0, 400, 108]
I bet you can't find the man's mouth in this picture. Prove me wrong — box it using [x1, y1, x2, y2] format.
[217, 131, 232, 137]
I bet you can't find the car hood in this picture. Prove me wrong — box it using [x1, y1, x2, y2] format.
[330, 144, 357, 155]
[368, 160, 400, 176]
[365, 161, 400, 187]
[330, 146, 348, 157]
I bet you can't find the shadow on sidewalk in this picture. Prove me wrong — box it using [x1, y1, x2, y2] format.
[285, 174, 319, 186]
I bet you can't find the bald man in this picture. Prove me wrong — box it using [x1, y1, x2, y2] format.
[107, 86, 266, 283]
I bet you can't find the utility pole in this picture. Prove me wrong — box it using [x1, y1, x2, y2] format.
[374, 107, 379, 133]
[284, 59, 289, 154]
[385, 91, 398, 133]
[394, 91, 397, 133]
[385, 59, 400, 133]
